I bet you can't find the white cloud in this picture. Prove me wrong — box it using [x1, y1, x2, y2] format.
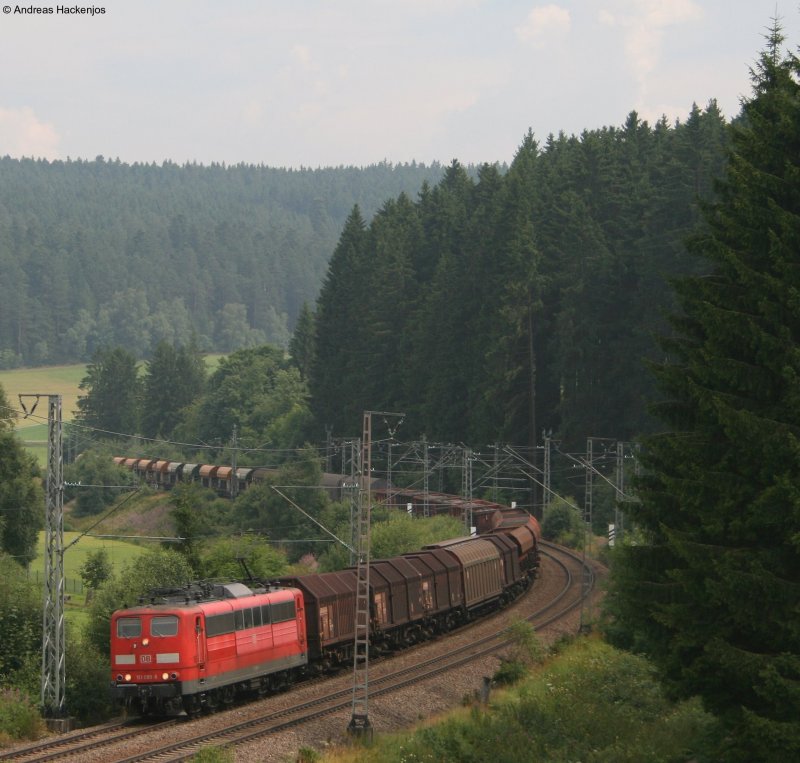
[516, 5, 571, 47]
[0, 108, 60, 159]
[291, 44, 314, 69]
[599, 0, 703, 83]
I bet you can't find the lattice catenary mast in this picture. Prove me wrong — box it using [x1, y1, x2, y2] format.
[20, 394, 66, 720]
[348, 410, 404, 738]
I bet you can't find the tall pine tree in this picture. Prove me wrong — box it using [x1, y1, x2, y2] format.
[76, 346, 142, 434]
[310, 206, 369, 434]
[606, 24, 800, 760]
[141, 340, 206, 438]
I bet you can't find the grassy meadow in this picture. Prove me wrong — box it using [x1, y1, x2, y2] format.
[0, 364, 86, 436]
[0, 355, 223, 464]
[0, 364, 86, 466]
[31, 531, 147, 630]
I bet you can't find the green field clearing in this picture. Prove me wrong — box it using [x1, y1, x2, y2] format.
[32, 531, 147, 589]
[2, 356, 222, 466]
[31, 531, 148, 629]
[1, 355, 223, 447]
[0, 364, 86, 427]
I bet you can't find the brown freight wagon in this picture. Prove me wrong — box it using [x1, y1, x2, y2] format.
[198, 464, 218, 489]
[491, 516, 540, 573]
[150, 460, 170, 488]
[402, 548, 463, 612]
[277, 570, 357, 665]
[369, 561, 409, 631]
[425, 537, 504, 610]
[376, 557, 427, 621]
[482, 532, 522, 588]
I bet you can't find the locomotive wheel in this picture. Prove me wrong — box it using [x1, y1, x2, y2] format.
[183, 694, 202, 716]
[205, 690, 219, 712]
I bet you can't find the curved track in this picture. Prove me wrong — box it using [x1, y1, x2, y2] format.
[5, 541, 594, 763]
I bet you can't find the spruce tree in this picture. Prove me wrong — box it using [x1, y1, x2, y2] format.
[76, 346, 142, 435]
[309, 206, 369, 434]
[141, 341, 206, 438]
[606, 24, 800, 760]
[288, 302, 316, 381]
[472, 131, 542, 446]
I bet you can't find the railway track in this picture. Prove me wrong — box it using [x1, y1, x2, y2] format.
[0, 720, 176, 763]
[5, 541, 593, 763]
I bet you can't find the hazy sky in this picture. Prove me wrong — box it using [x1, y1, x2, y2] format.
[0, 1, 797, 168]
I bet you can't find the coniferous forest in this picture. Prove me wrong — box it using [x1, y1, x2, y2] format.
[2, 102, 731, 455]
[0, 158, 447, 367]
[309, 104, 729, 450]
[1, 102, 730, 455]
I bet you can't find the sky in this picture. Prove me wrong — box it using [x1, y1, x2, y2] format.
[0, 0, 797, 169]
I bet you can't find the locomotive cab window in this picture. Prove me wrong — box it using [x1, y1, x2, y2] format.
[271, 600, 296, 623]
[150, 615, 178, 637]
[117, 617, 141, 638]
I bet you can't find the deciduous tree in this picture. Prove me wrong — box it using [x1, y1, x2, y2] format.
[0, 553, 41, 682]
[0, 385, 43, 565]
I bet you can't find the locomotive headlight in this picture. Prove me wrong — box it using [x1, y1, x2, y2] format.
[116, 674, 123, 682]
[170, 672, 178, 680]
[124, 673, 132, 682]
[142, 638, 149, 646]
[162, 672, 169, 681]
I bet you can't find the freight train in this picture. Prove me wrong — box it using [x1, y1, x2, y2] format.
[111, 455, 522, 523]
[108, 461, 541, 716]
[112, 455, 368, 501]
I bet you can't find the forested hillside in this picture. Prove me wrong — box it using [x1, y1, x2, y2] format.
[310, 104, 730, 449]
[0, 157, 446, 367]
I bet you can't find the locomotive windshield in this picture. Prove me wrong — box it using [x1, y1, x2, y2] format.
[151, 615, 179, 637]
[116, 617, 141, 638]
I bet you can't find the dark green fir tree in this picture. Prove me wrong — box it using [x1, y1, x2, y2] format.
[75, 346, 142, 435]
[309, 206, 369, 434]
[288, 302, 316, 382]
[605, 23, 800, 761]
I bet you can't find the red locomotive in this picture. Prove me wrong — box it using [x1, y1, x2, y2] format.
[110, 583, 307, 715]
[109, 470, 541, 716]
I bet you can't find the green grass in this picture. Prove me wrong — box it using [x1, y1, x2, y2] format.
[31, 531, 147, 630]
[1, 355, 224, 431]
[321, 637, 718, 763]
[1, 355, 224, 465]
[204, 353, 224, 374]
[0, 364, 86, 426]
